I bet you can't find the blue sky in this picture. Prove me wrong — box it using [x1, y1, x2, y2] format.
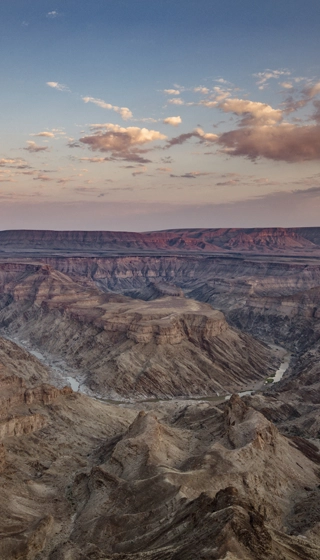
[0, 1, 320, 230]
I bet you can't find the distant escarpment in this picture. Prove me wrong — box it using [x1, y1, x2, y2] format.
[0, 226, 320, 255]
[0, 265, 275, 398]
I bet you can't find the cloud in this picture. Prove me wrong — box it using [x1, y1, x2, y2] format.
[168, 98, 184, 105]
[46, 11, 59, 18]
[46, 81, 69, 92]
[33, 174, 53, 182]
[198, 100, 218, 108]
[136, 117, 159, 123]
[216, 179, 240, 186]
[170, 171, 211, 179]
[156, 167, 172, 173]
[24, 141, 49, 153]
[33, 131, 55, 138]
[68, 140, 83, 149]
[163, 116, 182, 127]
[194, 87, 209, 95]
[254, 69, 291, 90]
[195, 128, 219, 142]
[166, 127, 218, 148]
[218, 98, 283, 125]
[79, 123, 167, 163]
[218, 123, 320, 162]
[164, 89, 180, 95]
[302, 82, 320, 99]
[281, 81, 320, 114]
[79, 157, 109, 163]
[0, 158, 29, 167]
[280, 82, 293, 90]
[132, 166, 147, 177]
[312, 100, 320, 123]
[82, 97, 133, 120]
[196, 87, 231, 109]
[56, 177, 73, 185]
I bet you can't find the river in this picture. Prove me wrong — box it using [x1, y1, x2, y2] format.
[2, 334, 291, 404]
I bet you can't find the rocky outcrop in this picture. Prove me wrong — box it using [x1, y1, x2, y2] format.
[50, 397, 320, 559]
[0, 413, 47, 439]
[0, 329, 319, 559]
[0, 515, 54, 560]
[0, 266, 276, 398]
[24, 384, 72, 406]
[224, 394, 278, 449]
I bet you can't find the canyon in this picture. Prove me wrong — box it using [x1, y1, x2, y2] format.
[0, 228, 320, 559]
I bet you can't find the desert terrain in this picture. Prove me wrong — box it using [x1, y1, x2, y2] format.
[0, 228, 320, 559]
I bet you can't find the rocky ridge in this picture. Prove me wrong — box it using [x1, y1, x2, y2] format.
[0, 227, 320, 255]
[0, 229, 320, 558]
[0, 264, 275, 398]
[0, 340, 319, 560]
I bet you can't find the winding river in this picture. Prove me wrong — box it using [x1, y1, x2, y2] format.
[3, 334, 291, 404]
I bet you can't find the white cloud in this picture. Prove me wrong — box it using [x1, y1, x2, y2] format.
[195, 128, 219, 142]
[194, 87, 209, 95]
[254, 69, 291, 90]
[82, 97, 133, 121]
[46, 11, 59, 18]
[86, 123, 166, 145]
[280, 82, 293, 89]
[218, 98, 283, 125]
[0, 158, 28, 167]
[164, 89, 180, 95]
[163, 116, 182, 127]
[199, 100, 218, 108]
[32, 131, 55, 138]
[46, 81, 69, 92]
[168, 98, 184, 105]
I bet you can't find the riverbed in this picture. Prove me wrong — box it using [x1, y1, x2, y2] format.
[2, 334, 291, 405]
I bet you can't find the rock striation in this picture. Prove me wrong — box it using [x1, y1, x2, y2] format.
[0, 227, 320, 255]
[49, 396, 320, 559]
[0, 265, 275, 398]
[0, 228, 320, 558]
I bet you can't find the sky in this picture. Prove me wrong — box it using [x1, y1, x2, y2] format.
[1, 0, 320, 231]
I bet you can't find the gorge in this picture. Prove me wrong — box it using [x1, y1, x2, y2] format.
[0, 228, 320, 559]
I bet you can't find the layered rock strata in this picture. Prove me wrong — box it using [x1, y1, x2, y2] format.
[0, 266, 275, 398]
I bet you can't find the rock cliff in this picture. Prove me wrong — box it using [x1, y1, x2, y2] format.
[0, 266, 275, 398]
[0, 227, 320, 255]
